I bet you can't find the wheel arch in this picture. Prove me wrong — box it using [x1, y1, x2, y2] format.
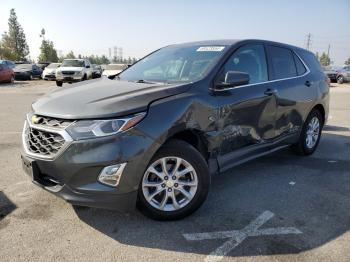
[312, 104, 326, 124]
[167, 129, 209, 161]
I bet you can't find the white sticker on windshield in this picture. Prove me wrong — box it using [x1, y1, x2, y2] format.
[197, 46, 225, 52]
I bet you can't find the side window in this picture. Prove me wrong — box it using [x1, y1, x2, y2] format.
[269, 46, 297, 79]
[293, 53, 307, 75]
[218, 44, 268, 84]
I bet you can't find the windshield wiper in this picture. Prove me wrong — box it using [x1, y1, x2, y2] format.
[133, 79, 157, 84]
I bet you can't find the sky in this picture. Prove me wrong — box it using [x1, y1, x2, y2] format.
[0, 0, 349, 65]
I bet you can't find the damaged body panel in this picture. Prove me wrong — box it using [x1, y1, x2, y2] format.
[20, 39, 329, 219]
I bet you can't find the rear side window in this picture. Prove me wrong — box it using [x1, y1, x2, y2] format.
[269, 46, 297, 80]
[293, 53, 307, 75]
[299, 51, 323, 73]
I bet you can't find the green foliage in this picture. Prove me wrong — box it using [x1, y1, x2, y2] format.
[319, 52, 330, 66]
[38, 40, 59, 62]
[65, 51, 76, 59]
[83, 55, 110, 65]
[345, 56, 350, 65]
[1, 9, 29, 61]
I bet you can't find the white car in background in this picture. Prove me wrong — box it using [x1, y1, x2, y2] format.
[102, 63, 128, 77]
[55, 59, 93, 87]
[42, 63, 61, 80]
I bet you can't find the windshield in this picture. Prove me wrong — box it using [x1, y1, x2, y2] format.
[119, 45, 227, 83]
[106, 64, 126, 70]
[47, 63, 60, 69]
[15, 64, 32, 70]
[61, 60, 84, 67]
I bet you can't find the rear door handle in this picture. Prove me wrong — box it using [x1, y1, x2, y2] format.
[264, 88, 277, 96]
[305, 80, 311, 87]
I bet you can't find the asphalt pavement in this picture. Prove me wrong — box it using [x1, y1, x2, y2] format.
[0, 80, 349, 262]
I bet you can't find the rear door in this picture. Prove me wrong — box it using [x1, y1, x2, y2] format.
[214, 43, 278, 171]
[266, 45, 315, 142]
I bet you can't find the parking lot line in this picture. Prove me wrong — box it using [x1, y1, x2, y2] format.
[183, 211, 302, 262]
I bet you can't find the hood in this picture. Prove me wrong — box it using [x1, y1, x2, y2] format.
[43, 68, 57, 73]
[57, 66, 84, 72]
[32, 78, 190, 119]
[102, 70, 123, 76]
[14, 68, 31, 73]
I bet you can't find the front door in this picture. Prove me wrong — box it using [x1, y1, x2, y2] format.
[214, 43, 277, 172]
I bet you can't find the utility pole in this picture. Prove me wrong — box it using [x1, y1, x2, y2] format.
[327, 44, 331, 66]
[306, 33, 312, 50]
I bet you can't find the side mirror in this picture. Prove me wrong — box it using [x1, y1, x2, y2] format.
[215, 71, 250, 89]
[86, 65, 90, 68]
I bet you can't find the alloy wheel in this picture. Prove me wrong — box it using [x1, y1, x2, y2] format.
[142, 157, 198, 212]
[305, 116, 320, 149]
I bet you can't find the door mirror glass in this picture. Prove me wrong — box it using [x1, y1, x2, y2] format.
[86, 65, 90, 68]
[215, 71, 250, 89]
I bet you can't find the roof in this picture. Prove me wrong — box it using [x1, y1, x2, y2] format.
[170, 39, 308, 53]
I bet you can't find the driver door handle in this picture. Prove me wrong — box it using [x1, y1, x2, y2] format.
[264, 88, 278, 96]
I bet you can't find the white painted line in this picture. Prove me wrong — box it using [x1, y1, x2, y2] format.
[183, 211, 302, 262]
[328, 160, 338, 163]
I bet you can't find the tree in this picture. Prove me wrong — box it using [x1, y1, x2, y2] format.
[38, 29, 58, 62]
[315, 52, 319, 61]
[65, 51, 75, 59]
[1, 9, 29, 61]
[319, 52, 330, 66]
[345, 56, 350, 65]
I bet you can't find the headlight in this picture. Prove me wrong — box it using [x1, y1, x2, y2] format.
[75, 71, 83, 75]
[56, 71, 62, 75]
[66, 113, 146, 140]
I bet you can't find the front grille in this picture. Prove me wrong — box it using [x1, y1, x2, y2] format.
[32, 115, 73, 129]
[61, 71, 75, 75]
[25, 127, 65, 157]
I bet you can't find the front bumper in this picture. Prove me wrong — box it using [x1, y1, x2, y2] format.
[21, 127, 159, 211]
[43, 73, 56, 80]
[56, 74, 83, 82]
[14, 72, 30, 80]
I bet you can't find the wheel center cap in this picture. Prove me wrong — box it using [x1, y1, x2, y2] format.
[166, 180, 174, 187]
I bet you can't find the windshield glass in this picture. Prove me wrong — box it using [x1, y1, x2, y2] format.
[119, 45, 227, 83]
[15, 64, 32, 70]
[61, 60, 84, 67]
[47, 63, 60, 69]
[106, 64, 126, 70]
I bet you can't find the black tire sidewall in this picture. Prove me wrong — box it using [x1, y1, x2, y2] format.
[337, 76, 344, 84]
[300, 110, 323, 155]
[137, 140, 210, 220]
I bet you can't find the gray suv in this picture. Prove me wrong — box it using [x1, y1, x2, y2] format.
[21, 39, 329, 220]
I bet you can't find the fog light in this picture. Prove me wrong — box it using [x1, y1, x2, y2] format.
[98, 163, 127, 187]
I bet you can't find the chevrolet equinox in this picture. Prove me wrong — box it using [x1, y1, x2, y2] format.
[21, 40, 329, 220]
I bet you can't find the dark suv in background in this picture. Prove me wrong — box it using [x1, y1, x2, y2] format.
[21, 39, 329, 220]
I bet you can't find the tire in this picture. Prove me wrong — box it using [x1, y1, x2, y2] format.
[82, 74, 87, 81]
[56, 81, 63, 87]
[8, 75, 14, 83]
[137, 139, 210, 220]
[337, 75, 344, 84]
[291, 109, 323, 155]
[29, 74, 33, 80]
